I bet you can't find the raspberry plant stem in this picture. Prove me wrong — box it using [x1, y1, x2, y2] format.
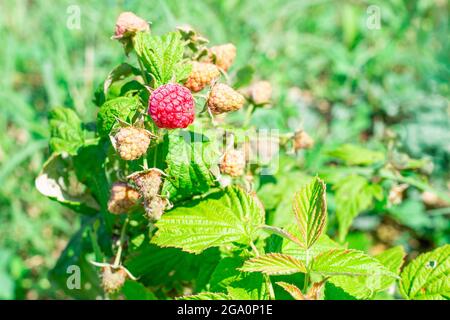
[250, 240, 275, 300]
[113, 217, 129, 268]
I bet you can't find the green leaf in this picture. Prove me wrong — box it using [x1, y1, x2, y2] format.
[335, 175, 383, 242]
[399, 244, 450, 300]
[312, 249, 398, 277]
[121, 280, 157, 300]
[103, 63, 142, 95]
[152, 186, 265, 254]
[281, 225, 341, 261]
[327, 144, 385, 166]
[125, 244, 220, 290]
[233, 65, 255, 89]
[328, 246, 406, 299]
[134, 31, 191, 86]
[209, 256, 266, 299]
[293, 177, 327, 249]
[96, 96, 141, 137]
[241, 253, 306, 275]
[35, 153, 99, 214]
[161, 130, 219, 202]
[48, 107, 85, 155]
[179, 292, 231, 300]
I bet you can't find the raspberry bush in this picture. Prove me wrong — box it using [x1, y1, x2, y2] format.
[36, 12, 449, 300]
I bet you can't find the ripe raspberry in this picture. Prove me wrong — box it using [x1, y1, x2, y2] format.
[101, 266, 127, 293]
[209, 43, 236, 71]
[247, 81, 272, 105]
[148, 84, 195, 129]
[293, 130, 314, 151]
[208, 83, 245, 115]
[107, 182, 141, 214]
[114, 127, 151, 161]
[128, 169, 162, 200]
[220, 149, 246, 177]
[113, 12, 150, 39]
[185, 62, 220, 92]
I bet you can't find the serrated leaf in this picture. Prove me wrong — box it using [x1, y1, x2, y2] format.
[327, 144, 385, 166]
[281, 225, 341, 261]
[293, 177, 327, 249]
[334, 175, 383, 242]
[161, 130, 219, 202]
[276, 282, 306, 300]
[209, 256, 266, 299]
[48, 107, 85, 155]
[233, 65, 255, 88]
[399, 245, 450, 300]
[328, 246, 406, 299]
[241, 253, 306, 275]
[312, 249, 398, 277]
[134, 31, 190, 86]
[152, 186, 265, 254]
[96, 96, 141, 137]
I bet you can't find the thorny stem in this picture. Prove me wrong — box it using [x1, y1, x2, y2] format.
[113, 217, 129, 268]
[250, 240, 275, 300]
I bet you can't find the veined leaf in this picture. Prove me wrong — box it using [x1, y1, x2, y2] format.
[276, 282, 306, 300]
[281, 225, 341, 261]
[329, 246, 405, 299]
[161, 130, 219, 202]
[241, 253, 306, 275]
[293, 177, 327, 249]
[49, 107, 85, 155]
[399, 244, 450, 300]
[96, 96, 141, 137]
[312, 249, 398, 277]
[134, 31, 191, 86]
[152, 186, 265, 254]
[327, 144, 385, 166]
[335, 175, 383, 242]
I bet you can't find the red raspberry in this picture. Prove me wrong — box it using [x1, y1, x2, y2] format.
[148, 84, 195, 129]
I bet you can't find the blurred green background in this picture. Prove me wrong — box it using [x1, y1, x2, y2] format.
[0, 0, 448, 299]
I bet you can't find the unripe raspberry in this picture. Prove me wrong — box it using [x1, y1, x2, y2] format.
[388, 184, 408, 206]
[209, 43, 236, 71]
[101, 266, 127, 293]
[293, 130, 314, 151]
[107, 182, 141, 214]
[247, 81, 272, 105]
[185, 62, 220, 92]
[220, 149, 246, 177]
[148, 84, 195, 129]
[128, 169, 162, 200]
[208, 83, 245, 115]
[113, 12, 150, 39]
[114, 127, 151, 161]
[144, 196, 168, 222]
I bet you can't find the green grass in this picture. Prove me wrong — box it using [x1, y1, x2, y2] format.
[0, 0, 448, 299]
